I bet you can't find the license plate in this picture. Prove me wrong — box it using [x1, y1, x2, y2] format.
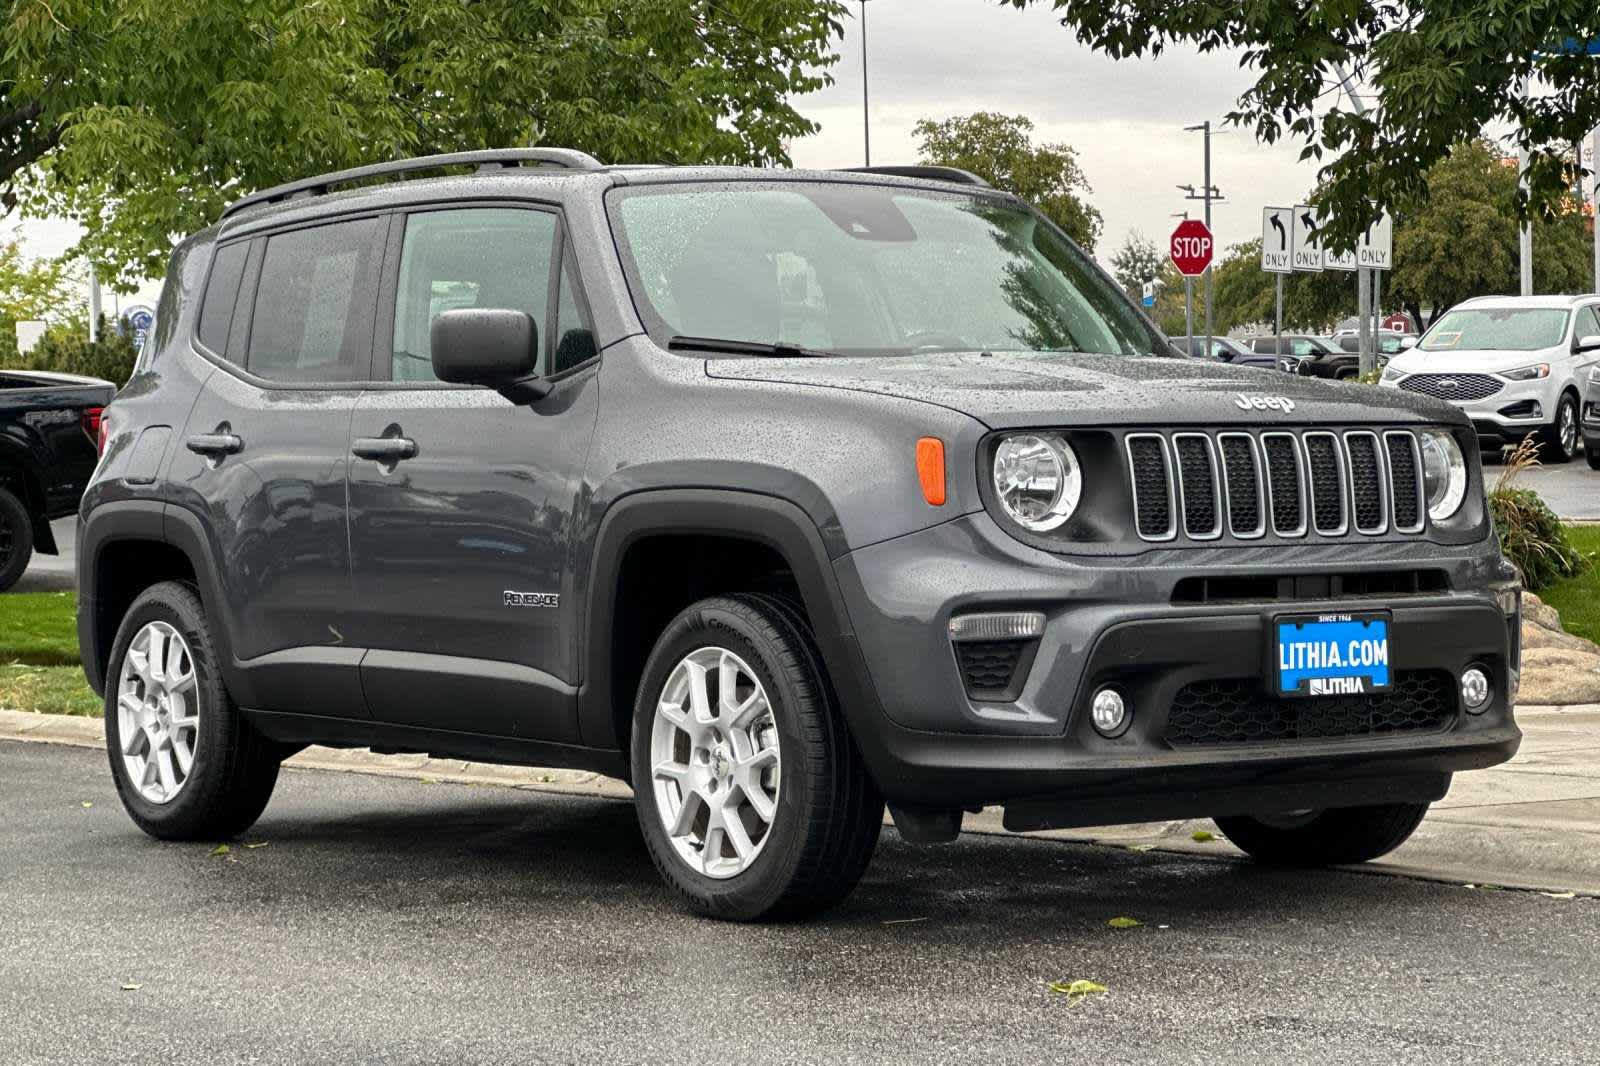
[1274, 612, 1391, 697]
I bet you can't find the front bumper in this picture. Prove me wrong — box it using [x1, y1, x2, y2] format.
[831, 512, 1520, 814]
[1385, 376, 1554, 445]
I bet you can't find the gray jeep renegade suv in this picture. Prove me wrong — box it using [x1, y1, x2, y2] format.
[80, 149, 1522, 920]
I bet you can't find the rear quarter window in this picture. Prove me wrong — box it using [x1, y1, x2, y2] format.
[197, 241, 249, 355]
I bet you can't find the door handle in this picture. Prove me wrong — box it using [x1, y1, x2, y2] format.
[351, 436, 418, 462]
[185, 432, 243, 457]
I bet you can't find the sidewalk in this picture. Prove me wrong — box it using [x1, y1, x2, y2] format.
[7, 703, 1600, 895]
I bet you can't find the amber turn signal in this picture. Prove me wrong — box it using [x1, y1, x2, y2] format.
[916, 437, 946, 506]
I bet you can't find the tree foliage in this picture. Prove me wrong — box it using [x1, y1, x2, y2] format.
[913, 112, 1103, 250]
[0, 238, 85, 365]
[1389, 140, 1594, 329]
[1004, 1, 1600, 251]
[2, 0, 847, 287]
[1109, 229, 1164, 298]
[16, 316, 138, 385]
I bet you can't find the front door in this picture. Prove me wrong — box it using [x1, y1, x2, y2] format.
[346, 205, 600, 742]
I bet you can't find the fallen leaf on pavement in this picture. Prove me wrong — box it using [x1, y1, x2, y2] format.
[1542, 891, 1577, 900]
[1124, 844, 1156, 852]
[209, 844, 230, 857]
[1190, 830, 1215, 843]
[1107, 917, 1142, 929]
[244, 842, 270, 850]
[1049, 980, 1107, 999]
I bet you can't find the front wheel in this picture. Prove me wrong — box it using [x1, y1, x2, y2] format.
[0, 487, 36, 592]
[1540, 392, 1580, 463]
[1586, 438, 1600, 471]
[1214, 803, 1429, 867]
[105, 581, 284, 840]
[631, 594, 882, 921]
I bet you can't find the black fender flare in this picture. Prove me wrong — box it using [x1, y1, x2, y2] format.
[575, 488, 888, 759]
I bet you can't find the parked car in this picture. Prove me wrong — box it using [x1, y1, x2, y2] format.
[1379, 294, 1600, 461]
[0, 369, 115, 590]
[1582, 362, 1600, 470]
[1246, 334, 1350, 377]
[79, 150, 1520, 921]
[1173, 335, 1278, 370]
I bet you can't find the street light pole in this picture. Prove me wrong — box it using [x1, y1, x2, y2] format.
[860, 0, 871, 167]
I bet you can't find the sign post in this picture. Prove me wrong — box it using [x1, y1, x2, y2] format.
[1262, 207, 1293, 358]
[1170, 219, 1214, 354]
[1357, 209, 1394, 375]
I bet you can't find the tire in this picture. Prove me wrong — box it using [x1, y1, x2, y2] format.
[1214, 802, 1429, 867]
[104, 581, 283, 840]
[1586, 439, 1600, 471]
[631, 593, 882, 921]
[1539, 391, 1580, 464]
[0, 487, 36, 593]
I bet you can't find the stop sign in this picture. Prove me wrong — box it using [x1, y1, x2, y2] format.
[1170, 219, 1215, 277]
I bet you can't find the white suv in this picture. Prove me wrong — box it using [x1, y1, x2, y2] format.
[1379, 294, 1600, 461]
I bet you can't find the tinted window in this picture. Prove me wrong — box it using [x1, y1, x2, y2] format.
[391, 208, 557, 382]
[552, 251, 597, 374]
[197, 241, 249, 356]
[248, 218, 383, 382]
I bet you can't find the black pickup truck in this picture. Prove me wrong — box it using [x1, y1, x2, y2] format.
[0, 369, 116, 590]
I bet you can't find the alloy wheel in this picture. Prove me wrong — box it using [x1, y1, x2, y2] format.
[649, 646, 782, 879]
[116, 621, 201, 804]
[1561, 398, 1579, 457]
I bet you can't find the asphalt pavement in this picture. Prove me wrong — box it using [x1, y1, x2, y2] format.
[5, 740, 1600, 1066]
[1481, 453, 1600, 520]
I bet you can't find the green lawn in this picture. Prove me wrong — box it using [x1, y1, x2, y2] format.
[1541, 524, 1600, 647]
[0, 590, 100, 716]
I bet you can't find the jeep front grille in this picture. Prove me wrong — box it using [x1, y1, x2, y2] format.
[1399, 373, 1502, 402]
[1124, 428, 1430, 543]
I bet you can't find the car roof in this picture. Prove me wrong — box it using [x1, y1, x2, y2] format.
[1456, 294, 1598, 309]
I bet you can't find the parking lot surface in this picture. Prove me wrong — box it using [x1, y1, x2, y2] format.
[6, 741, 1599, 1066]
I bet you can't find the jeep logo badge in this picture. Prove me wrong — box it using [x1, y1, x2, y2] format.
[1234, 393, 1296, 414]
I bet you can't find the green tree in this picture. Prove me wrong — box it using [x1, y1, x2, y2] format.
[1389, 140, 1595, 329]
[1004, 1, 1600, 249]
[1109, 230, 1164, 299]
[2, 0, 847, 288]
[0, 238, 84, 365]
[913, 112, 1103, 249]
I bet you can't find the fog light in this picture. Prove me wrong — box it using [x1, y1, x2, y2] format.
[1461, 667, 1491, 713]
[1090, 687, 1130, 737]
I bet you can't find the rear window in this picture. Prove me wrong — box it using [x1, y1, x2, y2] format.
[1420, 308, 1570, 352]
[247, 218, 384, 382]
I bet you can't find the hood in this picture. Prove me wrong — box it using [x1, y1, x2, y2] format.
[1386, 347, 1553, 377]
[705, 350, 1460, 429]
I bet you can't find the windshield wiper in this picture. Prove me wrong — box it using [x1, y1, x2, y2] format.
[668, 335, 832, 358]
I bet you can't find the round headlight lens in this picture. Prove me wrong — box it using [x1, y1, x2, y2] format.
[1418, 429, 1467, 521]
[992, 433, 1082, 532]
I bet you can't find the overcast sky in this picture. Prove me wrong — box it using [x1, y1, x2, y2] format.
[789, 0, 1336, 264]
[10, 0, 1344, 317]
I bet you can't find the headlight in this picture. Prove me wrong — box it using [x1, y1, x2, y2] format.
[1502, 363, 1550, 381]
[1418, 429, 1467, 522]
[992, 433, 1082, 532]
[1380, 365, 1404, 384]
[1589, 364, 1600, 385]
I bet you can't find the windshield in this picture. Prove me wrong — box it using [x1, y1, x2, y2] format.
[607, 181, 1162, 357]
[1420, 308, 1570, 352]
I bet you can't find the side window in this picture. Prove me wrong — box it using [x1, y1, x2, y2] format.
[197, 241, 249, 357]
[1578, 306, 1600, 341]
[1293, 339, 1315, 356]
[248, 218, 384, 383]
[551, 247, 597, 374]
[390, 208, 557, 382]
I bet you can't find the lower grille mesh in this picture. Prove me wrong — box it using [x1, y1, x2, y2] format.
[955, 641, 1023, 696]
[1167, 670, 1456, 746]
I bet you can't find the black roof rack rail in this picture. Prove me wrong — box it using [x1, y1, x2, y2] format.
[221, 148, 605, 219]
[837, 165, 991, 188]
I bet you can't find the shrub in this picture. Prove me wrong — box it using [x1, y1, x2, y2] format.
[18, 316, 137, 386]
[1488, 437, 1590, 590]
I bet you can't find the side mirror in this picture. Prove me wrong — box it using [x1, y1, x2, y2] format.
[430, 309, 549, 403]
[1399, 335, 1417, 350]
[1575, 334, 1600, 354]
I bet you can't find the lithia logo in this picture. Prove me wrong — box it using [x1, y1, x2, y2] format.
[1234, 393, 1296, 414]
[504, 591, 560, 608]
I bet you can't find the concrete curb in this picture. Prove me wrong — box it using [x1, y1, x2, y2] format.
[6, 707, 1600, 899]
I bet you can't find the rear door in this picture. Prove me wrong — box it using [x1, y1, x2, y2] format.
[345, 204, 601, 742]
[169, 216, 386, 716]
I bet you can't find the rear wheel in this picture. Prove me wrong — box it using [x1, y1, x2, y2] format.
[631, 594, 882, 921]
[1586, 437, 1600, 470]
[0, 487, 36, 592]
[1540, 391, 1580, 463]
[105, 581, 283, 840]
[1214, 802, 1429, 867]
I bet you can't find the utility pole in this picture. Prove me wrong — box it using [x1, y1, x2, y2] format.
[1592, 126, 1599, 294]
[860, 0, 871, 167]
[1182, 124, 1222, 358]
[1518, 75, 1534, 296]
[88, 270, 102, 343]
[1334, 64, 1376, 375]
